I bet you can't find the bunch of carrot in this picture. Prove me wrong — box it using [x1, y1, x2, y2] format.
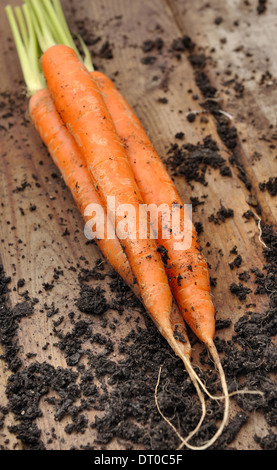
[5, 0, 236, 449]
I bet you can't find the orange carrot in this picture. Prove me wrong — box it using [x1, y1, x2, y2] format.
[40, 45, 177, 333]
[29, 72, 198, 388]
[29, 87, 136, 291]
[91, 70, 229, 450]
[92, 71, 215, 342]
[39, 43, 213, 444]
[5, 4, 195, 370]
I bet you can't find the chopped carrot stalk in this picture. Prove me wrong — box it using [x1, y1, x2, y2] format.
[6, 2, 193, 368]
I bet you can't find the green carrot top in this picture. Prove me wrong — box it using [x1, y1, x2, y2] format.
[5, 3, 45, 96]
[5, 0, 94, 96]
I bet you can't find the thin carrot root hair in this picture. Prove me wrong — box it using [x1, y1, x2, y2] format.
[178, 339, 230, 450]
[154, 340, 228, 450]
[154, 364, 206, 447]
[157, 338, 264, 450]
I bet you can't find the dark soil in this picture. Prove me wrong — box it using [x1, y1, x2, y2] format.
[1, 218, 277, 450]
[259, 177, 277, 197]
[166, 136, 232, 186]
[257, 0, 267, 15]
[76, 285, 109, 315]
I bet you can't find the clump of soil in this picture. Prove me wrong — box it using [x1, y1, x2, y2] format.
[0, 266, 34, 373]
[169, 35, 254, 192]
[166, 135, 232, 185]
[76, 285, 108, 315]
[140, 37, 164, 65]
[257, 0, 267, 15]
[229, 254, 242, 270]
[259, 177, 277, 196]
[142, 38, 164, 53]
[208, 205, 234, 224]
[171, 35, 195, 53]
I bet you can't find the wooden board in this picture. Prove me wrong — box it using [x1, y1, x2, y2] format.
[0, 0, 276, 451]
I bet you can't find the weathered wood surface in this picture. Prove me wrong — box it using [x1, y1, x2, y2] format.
[0, 0, 276, 450]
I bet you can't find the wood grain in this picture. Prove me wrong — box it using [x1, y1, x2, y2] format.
[0, 0, 276, 450]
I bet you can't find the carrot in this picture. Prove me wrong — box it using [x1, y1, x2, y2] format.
[36, 0, 263, 450]
[6, 2, 208, 447]
[41, 43, 182, 340]
[92, 72, 213, 337]
[30, 89, 199, 405]
[4, 3, 135, 293]
[91, 71, 230, 449]
[30, 87, 137, 288]
[40, 44, 210, 435]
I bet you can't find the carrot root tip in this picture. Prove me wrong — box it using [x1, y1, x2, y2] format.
[154, 363, 207, 448]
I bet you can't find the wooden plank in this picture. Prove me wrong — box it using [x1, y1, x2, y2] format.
[165, 0, 277, 223]
[0, 0, 276, 451]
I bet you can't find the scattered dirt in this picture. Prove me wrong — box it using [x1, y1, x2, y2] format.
[208, 205, 234, 225]
[1, 216, 277, 450]
[257, 0, 268, 15]
[259, 177, 277, 197]
[0, 6, 276, 452]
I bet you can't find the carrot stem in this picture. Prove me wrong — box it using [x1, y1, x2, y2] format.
[32, 0, 94, 71]
[40, 0, 67, 44]
[27, 0, 56, 51]
[22, 3, 39, 60]
[32, 0, 82, 60]
[5, 4, 44, 96]
[76, 33, 94, 71]
[50, 0, 80, 53]
[15, 5, 28, 49]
